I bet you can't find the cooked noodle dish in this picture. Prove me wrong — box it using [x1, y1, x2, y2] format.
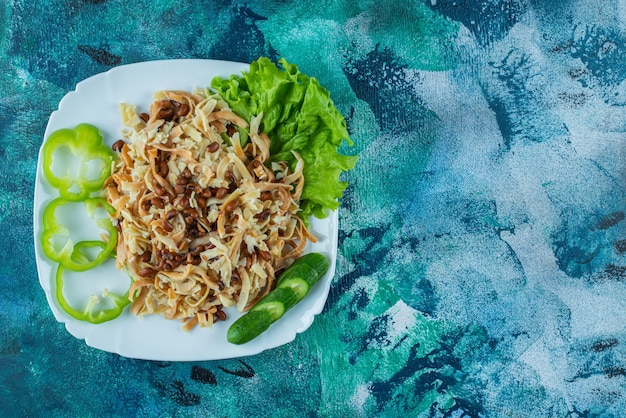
[106, 89, 316, 330]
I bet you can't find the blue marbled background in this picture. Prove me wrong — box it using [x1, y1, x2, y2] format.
[1, 0, 625, 416]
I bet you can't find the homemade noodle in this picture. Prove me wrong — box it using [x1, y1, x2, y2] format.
[104, 89, 315, 331]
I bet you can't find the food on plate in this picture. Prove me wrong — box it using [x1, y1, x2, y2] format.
[55, 263, 130, 324]
[105, 89, 319, 330]
[41, 57, 355, 339]
[42, 124, 115, 201]
[41, 192, 128, 324]
[227, 252, 329, 344]
[41, 196, 118, 272]
[40, 126, 127, 324]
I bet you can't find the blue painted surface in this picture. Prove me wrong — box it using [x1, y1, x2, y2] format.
[1, 0, 625, 416]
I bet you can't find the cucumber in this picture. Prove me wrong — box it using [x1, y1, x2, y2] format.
[278, 277, 309, 300]
[277, 252, 329, 289]
[227, 252, 330, 345]
[251, 287, 298, 319]
[227, 310, 273, 345]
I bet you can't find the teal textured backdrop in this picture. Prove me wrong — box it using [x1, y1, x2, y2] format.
[2, 0, 625, 416]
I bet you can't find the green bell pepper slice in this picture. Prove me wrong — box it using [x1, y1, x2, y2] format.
[42, 123, 115, 201]
[41, 197, 118, 272]
[55, 262, 130, 324]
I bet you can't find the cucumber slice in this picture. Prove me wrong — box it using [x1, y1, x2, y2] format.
[255, 301, 285, 321]
[254, 287, 298, 315]
[277, 277, 310, 300]
[277, 253, 329, 288]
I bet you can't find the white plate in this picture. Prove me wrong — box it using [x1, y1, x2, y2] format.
[33, 59, 338, 361]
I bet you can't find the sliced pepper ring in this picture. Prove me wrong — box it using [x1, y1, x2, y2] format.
[42, 123, 115, 201]
[55, 263, 130, 324]
[41, 197, 118, 272]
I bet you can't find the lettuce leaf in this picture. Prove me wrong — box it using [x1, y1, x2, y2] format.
[211, 57, 357, 222]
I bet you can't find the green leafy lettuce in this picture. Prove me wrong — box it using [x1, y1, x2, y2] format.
[211, 57, 357, 222]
